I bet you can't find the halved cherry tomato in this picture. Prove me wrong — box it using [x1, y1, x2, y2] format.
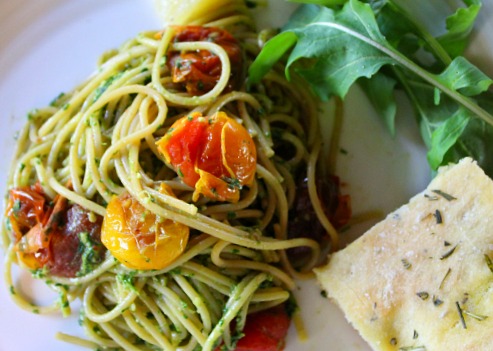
[101, 184, 189, 270]
[6, 184, 47, 242]
[234, 306, 290, 351]
[214, 305, 291, 351]
[6, 185, 105, 277]
[166, 25, 242, 95]
[156, 111, 257, 203]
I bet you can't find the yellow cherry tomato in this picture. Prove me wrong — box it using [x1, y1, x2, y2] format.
[101, 185, 189, 270]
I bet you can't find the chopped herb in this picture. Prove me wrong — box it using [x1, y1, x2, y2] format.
[227, 211, 237, 220]
[231, 248, 240, 254]
[440, 245, 458, 260]
[177, 167, 184, 178]
[340, 148, 348, 155]
[32, 309, 39, 314]
[245, 0, 257, 8]
[117, 272, 137, 292]
[77, 232, 104, 276]
[432, 189, 457, 201]
[456, 301, 467, 329]
[444, 241, 451, 246]
[19, 163, 25, 172]
[12, 199, 21, 214]
[463, 310, 488, 321]
[484, 254, 493, 273]
[433, 209, 443, 224]
[187, 115, 194, 121]
[416, 292, 429, 301]
[390, 337, 397, 345]
[433, 296, 444, 306]
[413, 330, 419, 339]
[320, 290, 328, 298]
[49, 92, 66, 107]
[9, 286, 15, 295]
[439, 268, 452, 290]
[222, 177, 242, 190]
[424, 194, 439, 201]
[196, 81, 204, 91]
[401, 258, 412, 270]
[285, 294, 298, 318]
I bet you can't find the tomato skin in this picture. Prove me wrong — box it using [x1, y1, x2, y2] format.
[214, 306, 291, 351]
[156, 111, 257, 203]
[167, 25, 242, 95]
[6, 185, 104, 277]
[6, 185, 47, 242]
[101, 185, 189, 270]
[235, 306, 290, 351]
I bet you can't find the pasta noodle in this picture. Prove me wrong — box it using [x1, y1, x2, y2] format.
[2, 1, 347, 350]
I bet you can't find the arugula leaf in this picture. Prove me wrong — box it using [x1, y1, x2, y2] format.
[438, 0, 482, 58]
[359, 73, 397, 135]
[247, 31, 297, 87]
[286, 3, 395, 99]
[287, 0, 346, 5]
[427, 108, 471, 169]
[249, 0, 493, 176]
[436, 56, 493, 96]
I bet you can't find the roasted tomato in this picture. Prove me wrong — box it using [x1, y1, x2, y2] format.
[6, 185, 105, 277]
[166, 25, 242, 95]
[287, 175, 351, 263]
[101, 184, 189, 270]
[214, 305, 291, 351]
[156, 111, 257, 203]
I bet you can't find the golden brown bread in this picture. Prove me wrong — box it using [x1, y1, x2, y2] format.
[315, 158, 493, 351]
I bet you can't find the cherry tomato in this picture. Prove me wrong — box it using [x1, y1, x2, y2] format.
[166, 25, 242, 95]
[234, 306, 290, 351]
[6, 185, 104, 277]
[156, 111, 257, 203]
[101, 184, 189, 270]
[214, 305, 291, 351]
[6, 184, 47, 242]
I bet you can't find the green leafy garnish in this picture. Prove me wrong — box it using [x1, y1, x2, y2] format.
[249, 0, 493, 176]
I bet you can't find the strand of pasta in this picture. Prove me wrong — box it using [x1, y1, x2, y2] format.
[152, 29, 231, 106]
[307, 140, 339, 249]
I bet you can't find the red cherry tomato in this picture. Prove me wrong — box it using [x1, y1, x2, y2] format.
[6, 185, 104, 277]
[214, 306, 291, 351]
[166, 25, 242, 95]
[156, 111, 257, 203]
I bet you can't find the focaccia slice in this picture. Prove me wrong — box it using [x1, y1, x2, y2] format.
[315, 158, 493, 351]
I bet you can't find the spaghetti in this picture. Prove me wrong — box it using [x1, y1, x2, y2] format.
[2, 1, 349, 350]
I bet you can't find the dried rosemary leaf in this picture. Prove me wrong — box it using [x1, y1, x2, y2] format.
[399, 346, 426, 351]
[434, 209, 443, 224]
[402, 258, 412, 270]
[439, 268, 452, 290]
[432, 189, 457, 201]
[416, 292, 429, 301]
[484, 254, 493, 273]
[433, 296, 444, 306]
[463, 310, 488, 321]
[456, 301, 467, 329]
[440, 245, 458, 260]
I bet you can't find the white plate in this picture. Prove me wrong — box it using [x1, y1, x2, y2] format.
[0, 1, 492, 350]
